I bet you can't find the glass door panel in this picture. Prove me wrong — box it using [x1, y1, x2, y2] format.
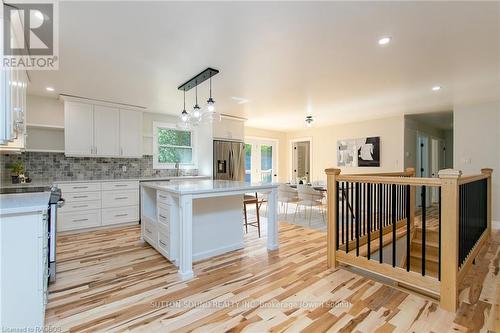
[244, 139, 277, 183]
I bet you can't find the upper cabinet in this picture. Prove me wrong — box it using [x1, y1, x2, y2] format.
[0, 69, 28, 151]
[213, 116, 245, 142]
[63, 98, 143, 158]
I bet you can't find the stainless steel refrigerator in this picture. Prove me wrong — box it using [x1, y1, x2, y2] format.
[213, 140, 245, 181]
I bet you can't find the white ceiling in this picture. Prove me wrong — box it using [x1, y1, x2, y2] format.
[28, 1, 500, 131]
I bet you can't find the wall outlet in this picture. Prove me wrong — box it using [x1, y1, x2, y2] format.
[122, 165, 127, 172]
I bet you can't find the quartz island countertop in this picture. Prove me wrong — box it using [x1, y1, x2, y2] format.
[0, 192, 51, 215]
[141, 179, 278, 195]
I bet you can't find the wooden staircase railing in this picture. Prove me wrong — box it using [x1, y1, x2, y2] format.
[325, 167, 493, 312]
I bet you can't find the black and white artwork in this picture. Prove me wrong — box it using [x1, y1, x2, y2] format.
[337, 136, 380, 167]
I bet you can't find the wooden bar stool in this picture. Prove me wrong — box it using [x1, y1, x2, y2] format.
[243, 192, 261, 237]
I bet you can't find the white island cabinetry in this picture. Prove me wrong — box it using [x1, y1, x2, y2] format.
[140, 180, 278, 280]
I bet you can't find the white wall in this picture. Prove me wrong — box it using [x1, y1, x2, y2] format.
[454, 101, 500, 221]
[286, 115, 405, 181]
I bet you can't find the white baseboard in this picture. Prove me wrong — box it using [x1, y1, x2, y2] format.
[492, 220, 500, 230]
[193, 242, 244, 261]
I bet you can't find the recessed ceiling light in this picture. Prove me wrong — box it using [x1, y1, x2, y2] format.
[378, 36, 392, 45]
[46, 87, 55, 92]
[432, 86, 441, 91]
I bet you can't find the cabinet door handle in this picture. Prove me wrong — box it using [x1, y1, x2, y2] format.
[73, 195, 88, 198]
[159, 240, 167, 247]
[115, 196, 128, 200]
[73, 204, 88, 208]
[115, 214, 128, 217]
[159, 214, 167, 219]
[159, 195, 167, 199]
[145, 228, 151, 233]
[114, 184, 128, 187]
[72, 186, 88, 189]
[72, 218, 88, 222]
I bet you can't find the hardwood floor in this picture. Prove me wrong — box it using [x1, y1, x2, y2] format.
[46, 223, 499, 332]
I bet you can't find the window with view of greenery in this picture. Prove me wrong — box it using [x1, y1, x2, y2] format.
[156, 127, 193, 164]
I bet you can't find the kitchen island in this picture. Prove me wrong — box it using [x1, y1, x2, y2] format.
[140, 180, 278, 279]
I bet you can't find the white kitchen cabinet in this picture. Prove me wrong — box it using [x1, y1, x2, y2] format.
[0, 69, 28, 151]
[64, 101, 94, 155]
[94, 105, 120, 157]
[62, 97, 143, 158]
[119, 109, 143, 157]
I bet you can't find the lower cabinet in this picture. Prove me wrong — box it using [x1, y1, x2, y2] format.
[56, 180, 140, 232]
[142, 191, 178, 264]
[0, 209, 48, 329]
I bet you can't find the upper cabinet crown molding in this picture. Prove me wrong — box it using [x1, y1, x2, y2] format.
[59, 94, 147, 113]
[64, 100, 143, 158]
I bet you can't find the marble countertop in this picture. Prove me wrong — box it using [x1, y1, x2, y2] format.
[0, 191, 51, 215]
[141, 179, 278, 195]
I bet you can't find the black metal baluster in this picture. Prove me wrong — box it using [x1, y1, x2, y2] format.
[367, 183, 372, 260]
[341, 182, 345, 245]
[350, 182, 354, 241]
[421, 185, 426, 276]
[345, 182, 349, 253]
[392, 184, 397, 267]
[356, 182, 360, 256]
[379, 183, 383, 264]
[336, 181, 339, 251]
[406, 184, 411, 272]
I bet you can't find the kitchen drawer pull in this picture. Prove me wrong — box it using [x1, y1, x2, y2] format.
[145, 228, 152, 233]
[72, 218, 89, 222]
[159, 240, 167, 247]
[115, 197, 128, 200]
[115, 214, 128, 217]
[159, 214, 167, 219]
[114, 184, 128, 187]
[73, 204, 88, 208]
[72, 186, 88, 189]
[159, 195, 167, 199]
[73, 195, 88, 199]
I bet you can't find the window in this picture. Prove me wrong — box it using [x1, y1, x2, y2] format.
[153, 122, 196, 169]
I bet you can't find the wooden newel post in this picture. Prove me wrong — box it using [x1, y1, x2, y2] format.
[406, 168, 416, 228]
[325, 168, 341, 269]
[481, 168, 493, 236]
[438, 169, 462, 312]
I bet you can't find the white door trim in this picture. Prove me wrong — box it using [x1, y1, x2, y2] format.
[289, 137, 313, 182]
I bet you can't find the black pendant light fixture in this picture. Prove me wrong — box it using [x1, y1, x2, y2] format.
[206, 75, 215, 112]
[192, 81, 202, 122]
[180, 89, 189, 122]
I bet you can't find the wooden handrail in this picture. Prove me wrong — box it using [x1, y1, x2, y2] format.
[336, 175, 441, 186]
[458, 173, 489, 185]
[342, 167, 416, 178]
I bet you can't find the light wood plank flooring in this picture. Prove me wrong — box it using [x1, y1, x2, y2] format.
[46, 223, 499, 332]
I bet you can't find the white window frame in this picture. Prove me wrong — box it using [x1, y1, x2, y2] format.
[153, 121, 197, 169]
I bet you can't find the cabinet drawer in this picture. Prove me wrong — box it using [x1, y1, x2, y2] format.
[58, 200, 101, 213]
[102, 189, 138, 208]
[102, 206, 139, 226]
[102, 181, 139, 191]
[143, 219, 157, 246]
[157, 191, 174, 205]
[58, 210, 101, 231]
[65, 191, 101, 202]
[157, 205, 170, 225]
[157, 231, 170, 257]
[56, 182, 101, 193]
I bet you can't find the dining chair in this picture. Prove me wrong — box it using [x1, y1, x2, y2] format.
[294, 185, 325, 225]
[278, 184, 299, 219]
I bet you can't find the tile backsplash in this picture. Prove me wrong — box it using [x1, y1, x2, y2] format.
[0, 152, 198, 184]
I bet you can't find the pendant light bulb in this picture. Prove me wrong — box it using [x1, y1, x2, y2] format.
[192, 82, 202, 119]
[180, 89, 189, 122]
[207, 76, 216, 112]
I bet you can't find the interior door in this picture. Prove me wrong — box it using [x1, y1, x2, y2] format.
[245, 139, 277, 183]
[94, 106, 120, 157]
[292, 141, 310, 183]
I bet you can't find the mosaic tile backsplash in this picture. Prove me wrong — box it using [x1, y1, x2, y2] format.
[0, 152, 198, 184]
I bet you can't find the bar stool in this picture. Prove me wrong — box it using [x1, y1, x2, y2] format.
[243, 192, 261, 237]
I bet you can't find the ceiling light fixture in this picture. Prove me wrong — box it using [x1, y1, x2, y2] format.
[378, 36, 391, 45]
[179, 89, 189, 122]
[206, 75, 215, 112]
[432, 86, 441, 91]
[192, 81, 202, 123]
[46, 87, 54, 92]
[305, 115, 314, 128]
